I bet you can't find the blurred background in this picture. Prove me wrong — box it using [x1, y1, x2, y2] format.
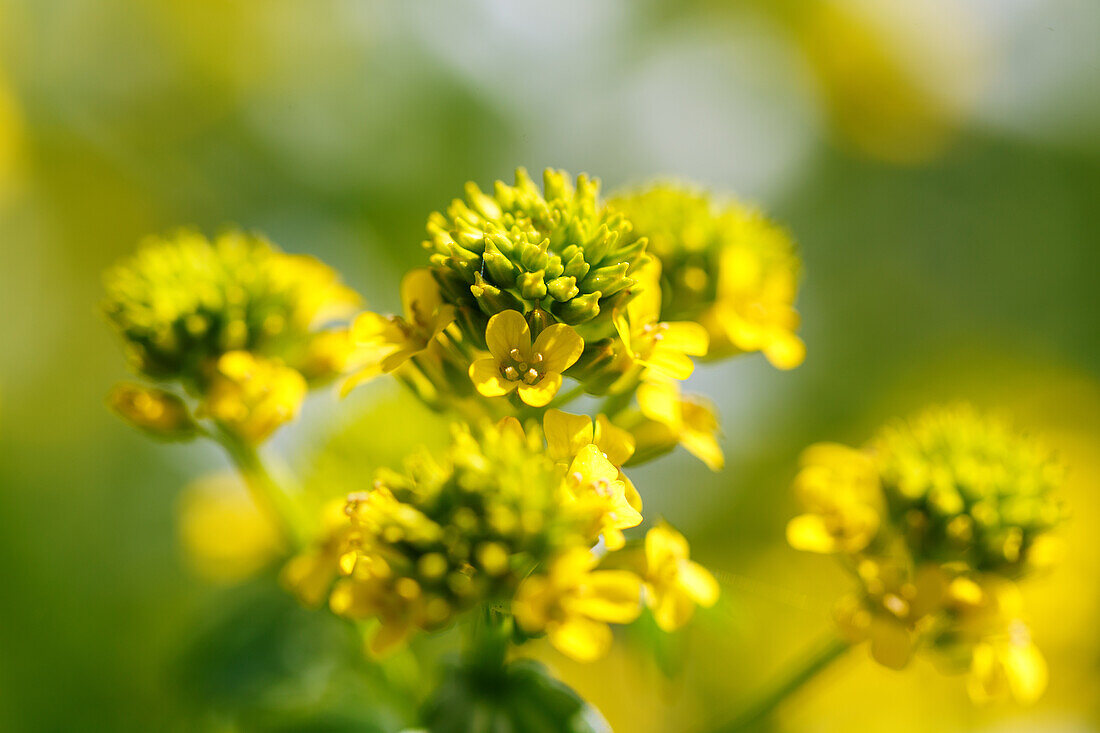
[1, 0, 1098, 731]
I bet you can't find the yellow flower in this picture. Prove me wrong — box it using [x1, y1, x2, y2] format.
[786, 443, 882, 554]
[107, 382, 197, 440]
[513, 548, 642, 662]
[968, 631, 1047, 705]
[563, 444, 643, 550]
[643, 523, 719, 631]
[614, 259, 709, 381]
[634, 380, 724, 471]
[178, 473, 284, 585]
[343, 269, 456, 395]
[468, 310, 584, 407]
[544, 408, 641, 510]
[200, 351, 307, 444]
[706, 235, 805, 370]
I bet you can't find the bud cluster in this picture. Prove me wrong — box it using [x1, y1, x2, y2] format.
[424, 168, 647, 343]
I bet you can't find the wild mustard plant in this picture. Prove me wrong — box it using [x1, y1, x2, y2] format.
[103, 171, 1059, 730]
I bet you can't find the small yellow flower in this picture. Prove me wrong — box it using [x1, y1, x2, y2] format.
[643, 523, 719, 631]
[614, 259, 709, 381]
[563, 444, 643, 550]
[786, 443, 882, 554]
[544, 408, 641, 511]
[513, 548, 642, 662]
[343, 269, 456, 395]
[200, 351, 307, 444]
[107, 382, 197, 440]
[706, 239, 805, 370]
[468, 310, 584, 407]
[635, 380, 724, 471]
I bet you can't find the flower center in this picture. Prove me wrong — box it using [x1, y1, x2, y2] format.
[502, 347, 545, 384]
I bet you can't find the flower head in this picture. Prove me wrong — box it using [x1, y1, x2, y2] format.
[643, 523, 719, 631]
[468, 310, 583, 407]
[513, 548, 642, 662]
[791, 405, 1065, 702]
[328, 421, 610, 653]
[103, 230, 359, 384]
[425, 169, 648, 341]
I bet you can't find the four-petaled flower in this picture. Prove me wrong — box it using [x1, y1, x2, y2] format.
[469, 310, 584, 407]
[513, 548, 642, 662]
[644, 523, 720, 631]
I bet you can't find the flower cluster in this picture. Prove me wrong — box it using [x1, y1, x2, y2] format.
[788, 405, 1064, 702]
[103, 230, 359, 444]
[317, 412, 717, 660]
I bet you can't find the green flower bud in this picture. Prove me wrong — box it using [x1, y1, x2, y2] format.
[423, 169, 647, 332]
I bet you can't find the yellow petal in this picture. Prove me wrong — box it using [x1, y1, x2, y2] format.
[485, 310, 530, 362]
[427, 304, 457, 337]
[517, 372, 562, 407]
[679, 560, 719, 607]
[680, 429, 725, 471]
[340, 363, 384, 397]
[649, 586, 697, 632]
[646, 523, 689, 569]
[763, 332, 805, 370]
[637, 381, 681, 427]
[569, 444, 620, 486]
[660, 321, 710, 356]
[544, 409, 593, 462]
[1004, 642, 1048, 704]
[613, 311, 633, 354]
[497, 416, 526, 443]
[370, 618, 412, 656]
[595, 415, 635, 466]
[400, 268, 442, 321]
[621, 474, 643, 513]
[786, 514, 841, 553]
[469, 357, 517, 397]
[351, 311, 404, 346]
[644, 347, 696, 381]
[548, 616, 612, 662]
[869, 617, 914, 670]
[569, 570, 642, 623]
[533, 323, 584, 373]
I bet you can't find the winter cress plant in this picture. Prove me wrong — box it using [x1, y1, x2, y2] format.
[103, 171, 1063, 732]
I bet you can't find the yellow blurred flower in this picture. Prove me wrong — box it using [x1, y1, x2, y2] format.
[514, 548, 642, 662]
[200, 351, 307, 444]
[178, 473, 284, 584]
[633, 380, 724, 471]
[703, 228, 804, 370]
[107, 382, 198, 441]
[342, 269, 456, 395]
[786, 443, 881, 554]
[280, 499, 355, 607]
[468, 310, 584, 407]
[643, 523, 719, 632]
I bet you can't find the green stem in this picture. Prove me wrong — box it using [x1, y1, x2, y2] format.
[547, 381, 587, 410]
[464, 604, 512, 677]
[213, 426, 308, 551]
[709, 634, 850, 733]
